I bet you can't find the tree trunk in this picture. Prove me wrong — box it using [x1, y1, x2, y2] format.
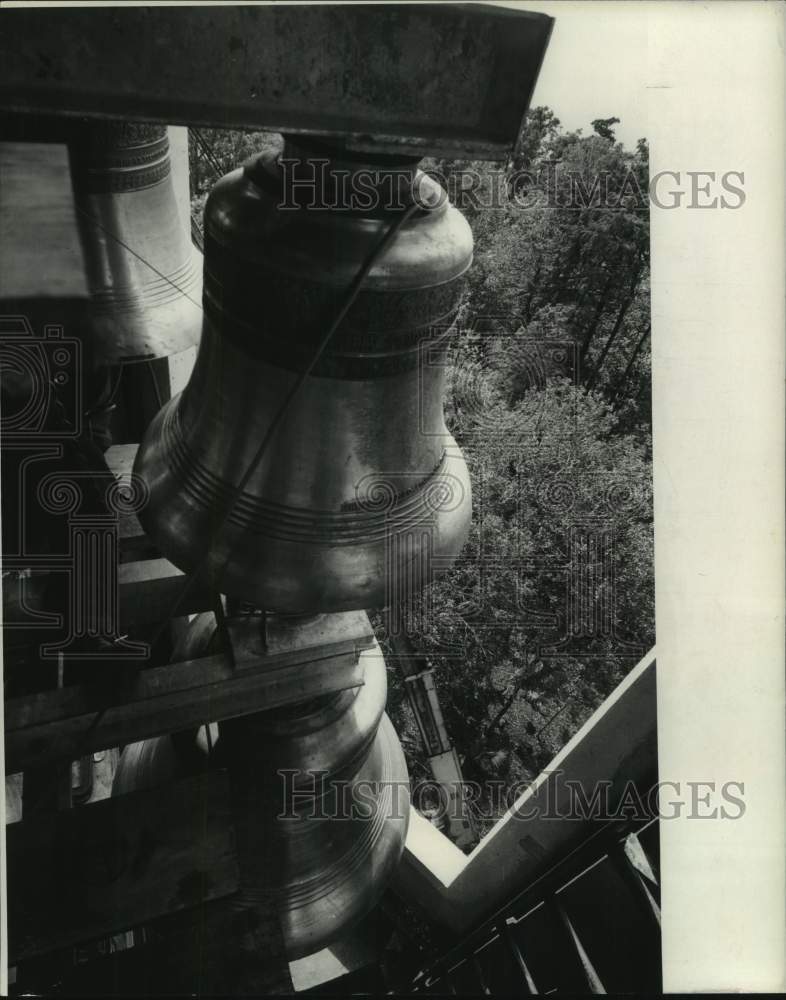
[611, 322, 651, 400]
[586, 260, 644, 387]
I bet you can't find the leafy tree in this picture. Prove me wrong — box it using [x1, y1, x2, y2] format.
[386, 111, 654, 832]
[512, 105, 562, 173]
[452, 115, 651, 433]
[591, 116, 621, 141]
[188, 128, 281, 234]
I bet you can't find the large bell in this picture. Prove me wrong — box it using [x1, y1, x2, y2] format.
[113, 611, 410, 959]
[133, 139, 473, 612]
[69, 122, 202, 363]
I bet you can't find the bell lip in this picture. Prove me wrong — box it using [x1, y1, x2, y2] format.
[133, 422, 472, 614]
[280, 714, 411, 961]
[111, 716, 411, 963]
[133, 397, 472, 615]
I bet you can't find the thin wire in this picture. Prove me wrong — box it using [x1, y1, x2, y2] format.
[190, 128, 225, 181]
[83, 363, 124, 419]
[71, 131, 216, 312]
[73, 204, 203, 312]
[192, 129, 224, 178]
[150, 198, 423, 643]
[190, 216, 204, 253]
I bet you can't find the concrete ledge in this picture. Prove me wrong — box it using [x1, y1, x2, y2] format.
[392, 649, 657, 934]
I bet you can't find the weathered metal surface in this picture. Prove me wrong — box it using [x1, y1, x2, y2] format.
[0, 4, 553, 158]
[68, 121, 202, 362]
[133, 145, 472, 612]
[114, 620, 411, 960]
[0, 131, 199, 365]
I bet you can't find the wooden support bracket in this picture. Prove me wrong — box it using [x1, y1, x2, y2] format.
[5, 635, 370, 773]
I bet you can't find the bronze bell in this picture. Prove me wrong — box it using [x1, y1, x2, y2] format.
[133, 139, 473, 612]
[69, 122, 202, 363]
[112, 611, 410, 960]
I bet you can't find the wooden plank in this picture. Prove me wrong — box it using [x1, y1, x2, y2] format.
[5, 644, 366, 773]
[52, 897, 293, 995]
[0, 142, 88, 327]
[394, 655, 658, 936]
[0, 6, 553, 159]
[118, 557, 212, 627]
[4, 550, 359, 635]
[7, 770, 239, 963]
[1, 555, 217, 633]
[555, 853, 661, 994]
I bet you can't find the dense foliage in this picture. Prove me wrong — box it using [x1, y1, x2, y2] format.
[383, 111, 654, 834]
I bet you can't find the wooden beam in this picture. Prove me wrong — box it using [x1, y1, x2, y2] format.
[0, 5, 553, 160]
[7, 770, 239, 963]
[5, 639, 368, 773]
[49, 897, 293, 995]
[0, 557, 207, 638]
[0, 141, 88, 330]
[118, 557, 212, 627]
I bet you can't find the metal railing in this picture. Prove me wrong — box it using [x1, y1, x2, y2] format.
[401, 811, 661, 995]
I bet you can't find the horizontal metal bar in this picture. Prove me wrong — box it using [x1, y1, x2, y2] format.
[0, 4, 553, 159]
[403, 813, 656, 991]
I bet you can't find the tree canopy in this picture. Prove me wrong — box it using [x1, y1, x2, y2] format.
[383, 110, 653, 835]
